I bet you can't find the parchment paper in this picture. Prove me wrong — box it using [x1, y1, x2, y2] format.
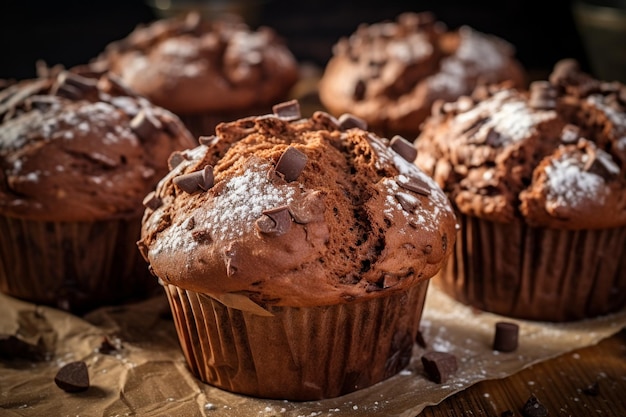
[1, 286, 625, 417]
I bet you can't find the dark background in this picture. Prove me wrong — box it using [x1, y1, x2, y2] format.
[1, 0, 590, 81]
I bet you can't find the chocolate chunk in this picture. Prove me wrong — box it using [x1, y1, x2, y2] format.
[421, 351, 458, 383]
[142, 191, 162, 210]
[529, 81, 557, 110]
[584, 148, 620, 178]
[396, 175, 431, 196]
[198, 135, 219, 146]
[395, 192, 419, 212]
[173, 166, 214, 194]
[493, 321, 519, 352]
[582, 381, 600, 396]
[54, 361, 90, 393]
[521, 395, 548, 417]
[288, 190, 325, 223]
[338, 113, 367, 130]
[130, 109, 163, 140]
[353, 79, 366, 101]
[272, 99, 301, 121]
[167, 151, 186, 170]
[256, 206, 292, 236]
[53, 71, 98, 99]
[390, 135, 417, 162]
[275, 146, 307, 182]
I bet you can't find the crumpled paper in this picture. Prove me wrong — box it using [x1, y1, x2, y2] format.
[1, 286, 625, 417]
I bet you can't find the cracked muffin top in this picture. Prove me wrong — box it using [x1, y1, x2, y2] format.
[0, 68, 196, 222]
[77, 12, 299, 115]
[318, 11, 526, 138]
[415, 59, 626, 230]
[137, 100, 457, 307]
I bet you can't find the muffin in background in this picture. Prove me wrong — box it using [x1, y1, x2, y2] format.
[76, 12, 300, 138]
[0, 67, 196, 313]
[318, 11, 527, 140]
[137, 100, 457, 400]
[415, 58, 626, 322]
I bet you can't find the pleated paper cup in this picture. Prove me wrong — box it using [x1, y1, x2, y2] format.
[163, 279, 430, 401]
[0, 215, 156, 314]
[436, 213, 626, 322]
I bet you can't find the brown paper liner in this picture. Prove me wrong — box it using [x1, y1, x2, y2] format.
[163, 280, 430, 401]
[436, 213, 626, 322]
[0, 215, 156, 314]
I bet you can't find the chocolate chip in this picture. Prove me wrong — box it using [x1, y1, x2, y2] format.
[142, 191, 162, 210]
[272, 99, 301, 121]
[493, 321, 519, 352]
[390, 135, 417, 162]
[397, 175, 431, 196]
[338, 113, 367, 130]
[288, 190, 325, 224]
[173, 166, 214, 194]
[130, 109, 163, 141]
[275, 146, 307, 182]
[421, 351, 458, 383]
[256, 206, 292, 236]
[395, 192, 419, 212]
[521, 395, 548, 417]
[529, 81, 557, 110]
[560, 124, 580, 143]
[167, 151, 186, 170]
[582, 381, 600, 396]
[53, 71, 98, 99]
[54, 361, 90, 393]
[353, 79, 366, 101]
[198, 135, 219, 146]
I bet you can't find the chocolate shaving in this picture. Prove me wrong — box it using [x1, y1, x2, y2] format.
[142, 191, 162, 210]
[288, 190, 325, 224]
[173, 165, 214, 194]
[397, 175, 431, 196]
[493, 321, 519, 352]
[130, 109, 163, 141]
[272, 99, 301, 121]
[275, 146, 307, 182]
[421, 351, 458, 383]
[256, 206, 292, 236]
[390, 135, 417, 162]
[338, 113, 367, 130]
[521, 395, 549, 417]
[54, 361, 90, 393]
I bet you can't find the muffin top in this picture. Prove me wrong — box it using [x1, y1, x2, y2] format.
[79, 12, 299, 115]
[318, 11, 526, 138]
[138, 100, 457, 308]
[415, 59, 626, 230]
[0, 68, 196, 222]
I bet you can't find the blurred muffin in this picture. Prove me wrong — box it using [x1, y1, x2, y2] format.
[0, 68, 196, 313]
[77, 12, 299, 138]
[318, 11, 527, 139]
[137, 100, 457, 400]
[415, 59, 626, 321]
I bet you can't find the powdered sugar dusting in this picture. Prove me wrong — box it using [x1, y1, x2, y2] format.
[455, 27, 505, 73]
[456, 90, 556, 145]
[587, 94, 626, 143]
[545, 155, 607, 209]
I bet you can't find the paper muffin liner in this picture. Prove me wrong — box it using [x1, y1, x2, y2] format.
[163, 279, 430, 401]
[436, 213, 626, 322]
[0, 215, 156, 313]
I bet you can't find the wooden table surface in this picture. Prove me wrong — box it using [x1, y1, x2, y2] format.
[419, 327, 626, 416]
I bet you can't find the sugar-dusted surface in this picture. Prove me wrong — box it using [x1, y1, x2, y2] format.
[545, 155, 607, 209]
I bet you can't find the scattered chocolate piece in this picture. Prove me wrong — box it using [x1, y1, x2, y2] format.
[421, 351, 458, 383]
[415, 330, 427, 349]
[493, 321, 519, 352]
[338, 113, 367, 130]
[390, 135, 417, 162]
[521, 395, 548, 417]
[288, 190, 325, 224]
[174, 166, 214, 194]
[53, 71, 98, 99]
[256, 206, 292, 236]
[582, 381, 600, 396]
[272, 99, 301, 120]
[396, 175, 431, 196]
[168, 151, 186, 170]
[395, 192, 419, 212]
[529, 81, 557, 110]
[97, 336, 119, 355]
[584, 148, 620, 178]
[54, 361, 90, 393]
[130, 109, 162, 140]
[142, 191, 162, 210]
[198, 135, 219, 146]
[275, 146, 307, 182]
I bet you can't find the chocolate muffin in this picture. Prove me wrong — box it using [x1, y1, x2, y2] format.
[77, 12, 299, 138]
[318, 11, 527, 139]
[0, 68, 196, 313]
[415, 59, 626, 321]
[137, 100, 457, 400]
